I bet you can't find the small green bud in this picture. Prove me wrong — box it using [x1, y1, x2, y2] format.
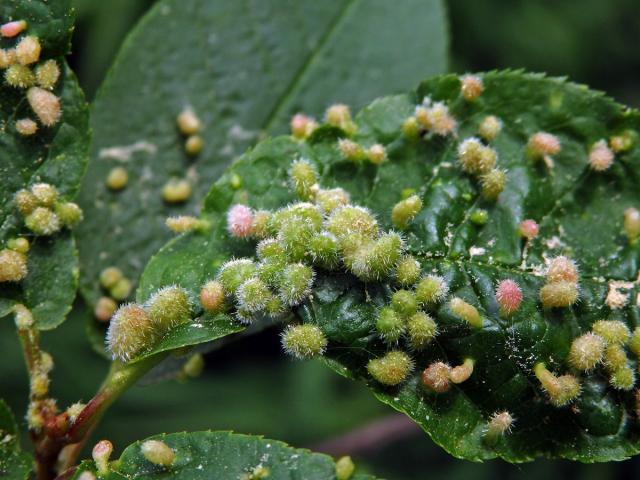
[100, 266, 124, 289]
[94, 296, 118, 323]
[277, 263, 314, 306]
[402, 116, 420, 140]
[326, 205, 378, 239]
[479, 168, 506, 200]
[609, 130, 636, 153]
[367, 350, 413, 386]
[14, 189, 38, 215]
[592, 320, 630, 345]
[7, 237, 30, 254]
[106, 167, 128, 191]
[478, 115, 502, 142]
[483, 411, 514, 445]
[469, 209, 488, 225]
[35, 60, 60, 90]
[457, 138, 497, 174]
[533, 363, 580, 407]
[0, 249, 28, 282]
[309, 232, 340, 269]
[391, 194, 422, 229]
[568, 333, 605, 371]
[624, 208, 640, 244]
[281, 324, 328, 359]
[406, 312, 438, 350]
[314, 188, 350, 213]
[391, 290, 417, 317]
[141, 439, 175, 467]
[289, 159, 318, 200]
[106, 303, 156, 362]
[335, 456, 355, 480]
[110, 278, 132, 301]
[338, 139, 365, 163]
[200, 280, 225, 313]
[5, 64, 35, 88]
[415, 275, 448, 305]
[92, 440, 113, 475]
[54, 202, 83, 227]
[449, 358, 475, 384]
[449, 297, 483, 328]
[237, 277, 272, 313]
[180, 353, 205, 379]
[31, 183, 58, 207]
[610, 366, 635, 391]
[162, 178, 192, 203]
[217, 259, 258, 294]
[539, 281, 578, 308]
[421, 361, 451, 393]
[376, 306, 405, 343]
[146, 286, 192, 331]
[395, 255, 420, 286]
[25, 207, 61, 235]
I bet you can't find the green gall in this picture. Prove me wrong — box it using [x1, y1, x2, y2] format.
[568, 333, 605, 371]
[480, 168, 506, 200]
[335, 455, 355, 480]
[406, 311, 438, 350]
[450, 297, 483, 328]
[309, 232, 340, 269]
[5, 64, 35, 88]
[264, 295, 286, 318]
[610, 366, 635, 391]
[106, 303, 156, 361]
[402, 116, 420, 140]
[162, 178, 192, 203]
[338, 138, 365, 163]
[609, 130, 636, 153]
[415, 275, 448, 305]
[350, 231, 403, 281]
[92, 440, 113, 474]
[277, 218, 316, 261]
[0, 249, 28, 282]
[99, 266, 124, 289]
[314, 187, 350, 213]
[469, 209, 488, 225]
[539, 281, 578, 308]
[110, 277, 133, 301]
[376, 306, 405, 343]
[258, 258, 286, 287]
[31, 183, 58, 207]
[546, 256, 579, 283]
[7, 237, 30, 254]
[237, 277, 272, 313]
[366, 144, 387, 165]
[230, 173, 242, 189]
[449, 358, 475, 384]
[367, 350, 413, 386]
[629, 327, 640, 358]
[15, 36, 41, 65]
[25, 207, 61, 235]
[15, 118, 37, 135]
[94, 296, 117, 323]
[176, 107, 201, 135]
[395, 255, 420, 286]
[146, 286, 192, 330]
[421, 361, 451, 393]
[15, 189, 38, 215]
[251, 210, 272, 239]
[592, 320, 630, 345]
[141, 439, 175, 467]
[289, 159, 318, 200]
[457, 137, 497, 175]
[624, 207, 640, 244]
[271, 202, 323, 233]
[277, 263, 314, 306]
[391, 194, 422, 229]
[106, 167, 128, 191]
[281, 324, 328, 359]
[533, 363, 580, 407]
[391, 289, 417, 317]
[256, 238, 286, 261]
[483, 411, 514, 445]
[478, 115, 502, 142]
[460, 74, 483, 101]
[218, 259, 258, 294]
[326, 205, 378, 239]
[35, 59, 60, 90]
[200, 280, 225, 314]
[185, 134, 204, 156]
[54, 202, 83, 227]
[27, 87, 61, 126]
[165, 215, 209, 233]
[603, 344, 627, 372]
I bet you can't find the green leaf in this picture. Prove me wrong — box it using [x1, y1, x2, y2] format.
[139, 71, 640, 462]
[0, 400, 32, 479]
[75, 0, 448, 334]
[0, 0, 91, 329]
[72, 431, 375, 479]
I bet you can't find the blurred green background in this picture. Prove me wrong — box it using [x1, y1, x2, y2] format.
[2, 0, 640, 478]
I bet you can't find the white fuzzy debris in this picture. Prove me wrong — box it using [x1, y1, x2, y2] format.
[99, 141, 157, 162]
[469, 246, 485, 257]
[606, 280, 634, 310]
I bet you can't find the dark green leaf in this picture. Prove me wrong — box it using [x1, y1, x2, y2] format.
[0, 399, 32, 479]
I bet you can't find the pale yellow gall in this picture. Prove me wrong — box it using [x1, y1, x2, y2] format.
[27, 87, 62, 126]
[15, 118, 37, 136]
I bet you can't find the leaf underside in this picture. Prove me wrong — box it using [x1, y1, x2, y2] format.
[75, 0, 448, 353]
[0, 0, 91, 329]
[139, 71, 640, 462]
[73, 431, 375, 479]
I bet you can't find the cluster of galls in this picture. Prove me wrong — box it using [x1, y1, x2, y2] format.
[106, 286, 192, 361]
[94, 266, 134, 322]
[0, 237, 29, 283]
[14, 182, 82, 235]
[1, 20, 62, 132]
